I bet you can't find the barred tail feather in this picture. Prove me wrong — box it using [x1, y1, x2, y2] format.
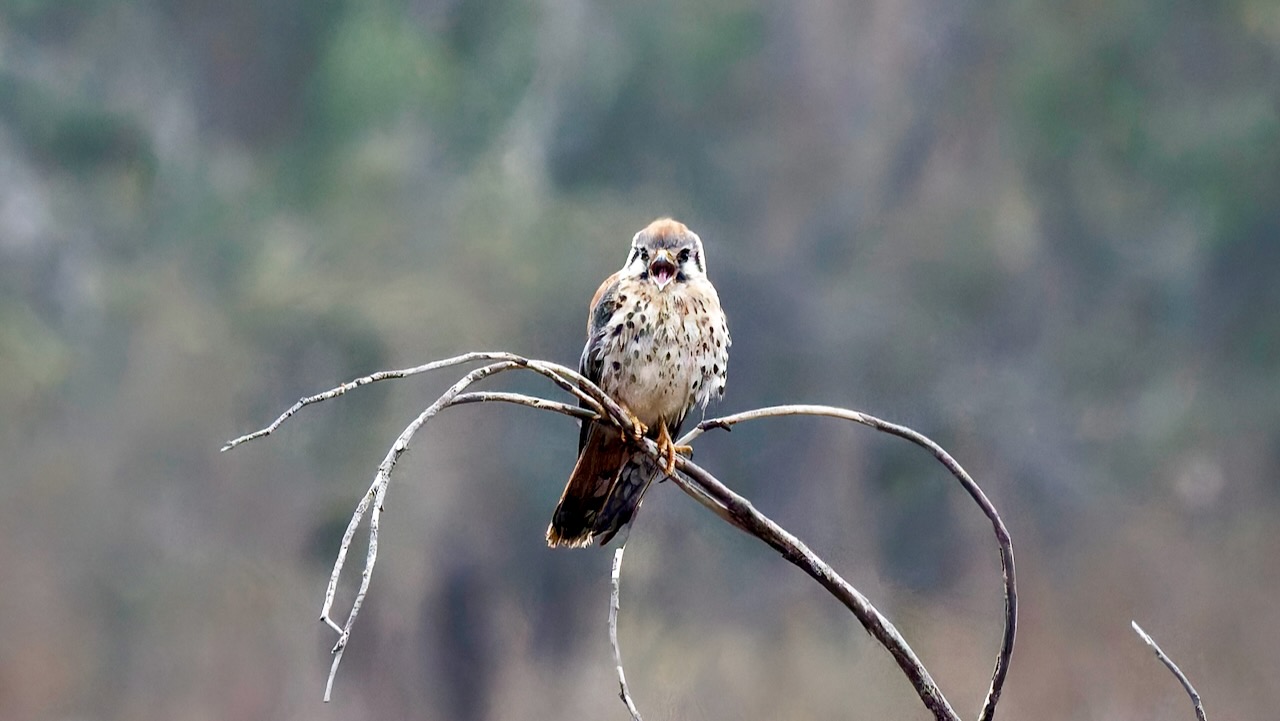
[591, 453, 661, 545]
[547, 425, 628, 548]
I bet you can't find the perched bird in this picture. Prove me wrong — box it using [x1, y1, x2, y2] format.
[547, 218, 730, 547]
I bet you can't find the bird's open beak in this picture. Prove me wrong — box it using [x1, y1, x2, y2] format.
[648, 249, 678, 289]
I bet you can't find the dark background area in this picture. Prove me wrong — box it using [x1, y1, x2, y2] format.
[2, 0, 1278, 719]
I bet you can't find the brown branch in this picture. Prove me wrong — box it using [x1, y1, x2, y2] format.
[663, 451, 958, 720]
[681, 406, 1016, 721]
[223, 354, 1013, 721]
[1132, 621, 1208, 721]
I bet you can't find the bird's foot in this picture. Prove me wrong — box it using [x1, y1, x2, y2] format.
[655, 423, 691, 475]
[624, 409, 647, 442]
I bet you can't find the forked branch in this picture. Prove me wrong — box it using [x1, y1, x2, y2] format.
[222, 352, 1015, 720]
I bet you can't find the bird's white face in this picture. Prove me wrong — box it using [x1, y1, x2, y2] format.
[623, 219, 708, 291]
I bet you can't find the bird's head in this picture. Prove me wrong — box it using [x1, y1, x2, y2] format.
[624, 218, 707, 291]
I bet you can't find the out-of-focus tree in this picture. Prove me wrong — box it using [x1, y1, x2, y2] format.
[1, 0, 1277, 718]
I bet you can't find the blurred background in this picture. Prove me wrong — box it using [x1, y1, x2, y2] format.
[2, 0, 1278, 719]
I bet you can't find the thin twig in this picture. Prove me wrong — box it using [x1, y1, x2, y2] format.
[609, 542, 644, 721]
[319, 360, 523, 700]
[1132, 621, 1207, 721]
[450, 391, 599, 421]
[221, 352, 615, 452]
[222, 352, 507, 451]
[681, 405, 1016, 721]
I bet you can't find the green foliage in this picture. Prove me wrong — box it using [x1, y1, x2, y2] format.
[311, 5, 449, 136]
[0, 73, 155, 177]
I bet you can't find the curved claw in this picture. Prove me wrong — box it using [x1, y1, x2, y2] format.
[655, 422, 693, 475]
[624, 409, 648, 441]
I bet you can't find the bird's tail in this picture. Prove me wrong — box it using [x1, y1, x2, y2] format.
[591, 453, 661, 545]
[547, 426, 629, 548]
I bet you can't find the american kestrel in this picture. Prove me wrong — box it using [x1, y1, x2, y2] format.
[547, 218, 730, 548]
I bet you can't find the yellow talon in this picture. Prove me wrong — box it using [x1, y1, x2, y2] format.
[626, 411, 648, 441]
[655, 423, 691, 475]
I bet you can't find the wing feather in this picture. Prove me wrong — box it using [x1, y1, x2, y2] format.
[578, 270, 624, 452]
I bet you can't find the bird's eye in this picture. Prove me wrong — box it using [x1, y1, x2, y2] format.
[639, 248, 650, 262]
[677, 249, 691, 264]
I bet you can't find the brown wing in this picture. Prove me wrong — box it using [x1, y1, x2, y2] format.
[576, 270, 624, 451]
[547, 272, 628, 548]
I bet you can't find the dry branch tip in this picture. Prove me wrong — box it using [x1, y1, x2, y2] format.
[1132, 621, 1207, 721]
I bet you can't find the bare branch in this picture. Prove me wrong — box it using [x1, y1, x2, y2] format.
[661, 450, 960, 721]
[319, 360, 525, 701]
[223, 352, 508, 451]
[221, 352, 617, 452]
[682, 405, 1016, 721]
[609, 542, 644, 721]
[451, 391, 599, 421]
[303, 357, 638, 701]
[1132, 621, 1208, 721]
[226, 356, 1013, 721]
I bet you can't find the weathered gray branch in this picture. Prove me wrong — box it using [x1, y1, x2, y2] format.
[1132, 621, 1208, 721]
[222, 352, 1015, 720]
[220, 351, 620, 452]
[609, 542, 643, 721]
